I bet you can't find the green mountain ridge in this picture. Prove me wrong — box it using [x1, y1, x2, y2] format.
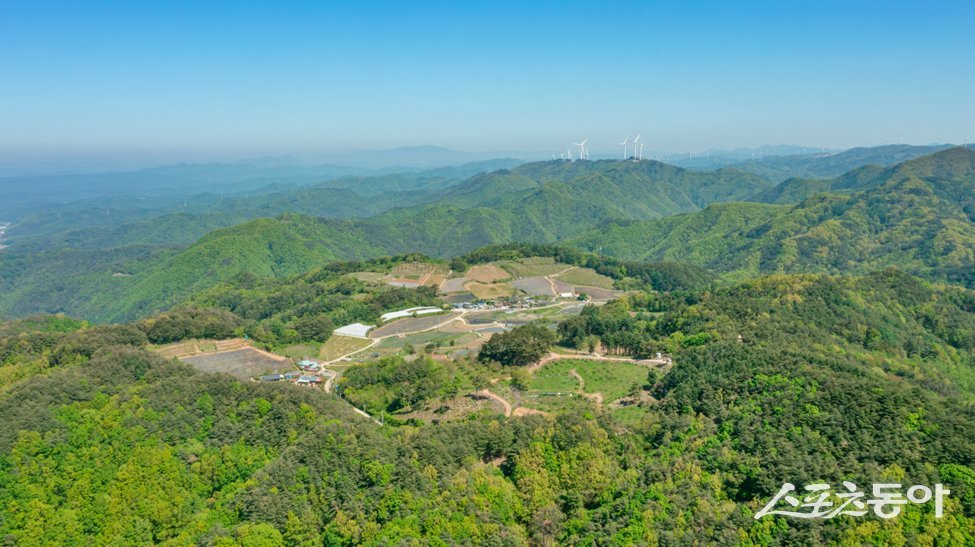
[573, 147, 975, 285]
[2, 150, 973, 322]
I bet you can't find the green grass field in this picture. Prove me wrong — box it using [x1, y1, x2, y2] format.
[279, 343, 320, 360]
[530, 359, 648, 401]
[319, 335, 373, 361]
[611, 405, 649, 426]
[553, 267, 615, 289]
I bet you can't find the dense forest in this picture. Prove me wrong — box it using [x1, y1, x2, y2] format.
[2, 262, 975, 544]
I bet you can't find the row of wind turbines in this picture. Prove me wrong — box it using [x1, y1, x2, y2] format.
[552, 134, 645, 161]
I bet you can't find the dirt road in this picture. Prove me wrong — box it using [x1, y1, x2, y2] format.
[476, 389, 512, 417]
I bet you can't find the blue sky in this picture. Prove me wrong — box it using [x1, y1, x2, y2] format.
[1, 0, 973, 164]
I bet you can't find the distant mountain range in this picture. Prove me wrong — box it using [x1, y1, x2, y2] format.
[2, 145, 974, 322]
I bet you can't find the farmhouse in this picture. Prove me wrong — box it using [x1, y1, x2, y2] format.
[296, 375, 323, 385]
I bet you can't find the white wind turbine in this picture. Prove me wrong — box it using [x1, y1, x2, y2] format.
[567, 148, 574, 160]
[620, 135, 629, 159]
[573, 140, 586, 160]
[632, 134, 641, 160]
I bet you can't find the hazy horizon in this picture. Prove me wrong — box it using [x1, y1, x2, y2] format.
[2, 1, 973, 172]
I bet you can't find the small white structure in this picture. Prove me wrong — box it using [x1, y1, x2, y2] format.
[380, 306, 442, 322]
[559, 292, 576, 299]
[334, 323, 375, 338]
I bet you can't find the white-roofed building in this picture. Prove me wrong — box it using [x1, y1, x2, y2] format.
[333, 322, 375, 338]
[380, 306, 442, 322]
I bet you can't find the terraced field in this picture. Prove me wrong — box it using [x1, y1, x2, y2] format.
[389, 262, 449, 287]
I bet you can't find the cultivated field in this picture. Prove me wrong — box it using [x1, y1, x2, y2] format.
[573, 286, 620, 301]
[465, 282, 514, 299]
[154, 338, 246, 359]
[376, 330, 476, 350]
[465, 264, 510, 283]
[389, 262, 449, 287]
[551, 279, 574, 295]
[511, 277, 553, 296]
[440, 277, 469, 293]
[181, 347, 292, 379]
[369, 312, 459, 338]
[498, 257, 566, 277]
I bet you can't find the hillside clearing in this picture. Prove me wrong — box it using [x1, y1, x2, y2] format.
[553, 267, 615, 289]
[181, 347, 292, 379]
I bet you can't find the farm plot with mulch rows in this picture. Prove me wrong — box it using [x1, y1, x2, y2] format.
[181, 348, 292, 379]
[368, 312, 459, 338]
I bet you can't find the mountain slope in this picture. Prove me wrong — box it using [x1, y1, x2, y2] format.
[573, 147, 975, 285]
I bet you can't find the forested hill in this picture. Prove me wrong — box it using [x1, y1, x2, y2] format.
[1, 270, 974, 543]
[573, 147, 975, 286]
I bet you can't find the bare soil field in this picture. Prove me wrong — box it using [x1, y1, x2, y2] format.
[466, 282, 514, 299]
[552, 279, 574, 295]
[574, 286, 621, 301]
[465, 264, 511, 283]
[155, 338, 246, 359]
[181, 348, 292, 379]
